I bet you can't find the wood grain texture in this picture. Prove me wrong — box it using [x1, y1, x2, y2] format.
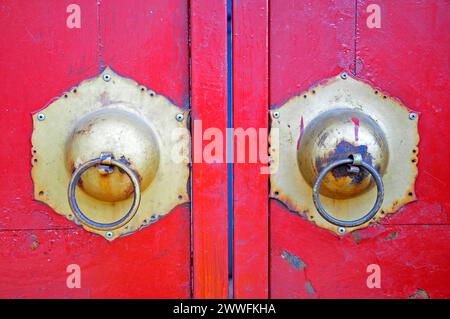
[0, 0, 190, 298]
[270, 0, 355, 107]
[357, 0, 450, 225]
[191, 0, 229, 298]
[269, 0, 450, 298]
[232, 0, 269, 299]
[271, 201, 450, 298]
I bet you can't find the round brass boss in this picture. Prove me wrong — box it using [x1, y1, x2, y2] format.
[65, 108, 160, 202]
[297, 109, 389, 199]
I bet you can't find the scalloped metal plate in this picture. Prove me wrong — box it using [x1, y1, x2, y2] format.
[269, 74, 419, 235]
[31, 67, 190, 240]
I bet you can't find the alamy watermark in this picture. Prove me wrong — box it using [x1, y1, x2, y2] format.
[170, 120, 279, 175]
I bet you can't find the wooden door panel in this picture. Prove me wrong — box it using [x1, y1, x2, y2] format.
[267, 0, 450, 299]
[0, 0, 191, 298]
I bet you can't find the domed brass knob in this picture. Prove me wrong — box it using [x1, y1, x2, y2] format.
[65, 108, 160, 202]
[297, 109, 389, 199]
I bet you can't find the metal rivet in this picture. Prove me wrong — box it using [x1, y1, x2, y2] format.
[409, 112, 418, 120]
[37, 113, 45, 121]
[338, 227, 346, 234]
[103, 74, 111, 82]
[340, 72, 348, 80]
[176, 113, 184, 122]
[105, 231, 113, 239]
[273, 111, 280, 119]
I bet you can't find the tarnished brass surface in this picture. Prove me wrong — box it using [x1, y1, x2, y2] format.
[297, 108, 389, 199]
[269, 74, 419, 234]
[32, 68, 190, 240]
[66, 109, 160, 202]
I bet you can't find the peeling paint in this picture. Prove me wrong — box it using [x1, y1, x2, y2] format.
[281, 250, 306, 270]
[385, 231, 398, 241]
[305, 281, 316, 296]
[409, 288, 430, 299]
[352, 232, 362, 244]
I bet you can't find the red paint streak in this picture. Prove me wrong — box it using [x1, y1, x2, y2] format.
[297, 116, 304, 150]
[352, 117, 360, 142]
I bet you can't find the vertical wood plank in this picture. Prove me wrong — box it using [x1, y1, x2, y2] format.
[232, 0, 269, 298]
[191, 0, 229, 298]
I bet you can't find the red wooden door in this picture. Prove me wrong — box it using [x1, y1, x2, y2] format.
[233, 0, 450, 298]
[0, 0, 228, 298]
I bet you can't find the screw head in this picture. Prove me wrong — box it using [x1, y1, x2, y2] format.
[340, 72, 348, 80]
[273, 111, 280, 119]
[37, 113, 45, 121]
[338, 227, 346, 234]
[409, 112, 418, 120]
[176, 113, 184, 122]
[103, 74, 111, 82]
[105, 231, 113, 239]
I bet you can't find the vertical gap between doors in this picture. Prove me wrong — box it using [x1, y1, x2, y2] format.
[187, 0, 194, 300]
[267, 0, 271, 299]
[227, 0, 234, 299]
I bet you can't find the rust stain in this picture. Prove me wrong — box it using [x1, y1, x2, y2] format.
[75, 122, 95, 135]
[315, 140, 373, 185]
[30, 240, 39, 251]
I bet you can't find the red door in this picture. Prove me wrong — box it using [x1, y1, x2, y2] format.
[0, 0, 229, 298]
[1, 0, 449, 300]
[233, 0, 450, 298]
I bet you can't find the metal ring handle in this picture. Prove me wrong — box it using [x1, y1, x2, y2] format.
[68, 157, 141, 231]
[312, 154, 384, 228]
